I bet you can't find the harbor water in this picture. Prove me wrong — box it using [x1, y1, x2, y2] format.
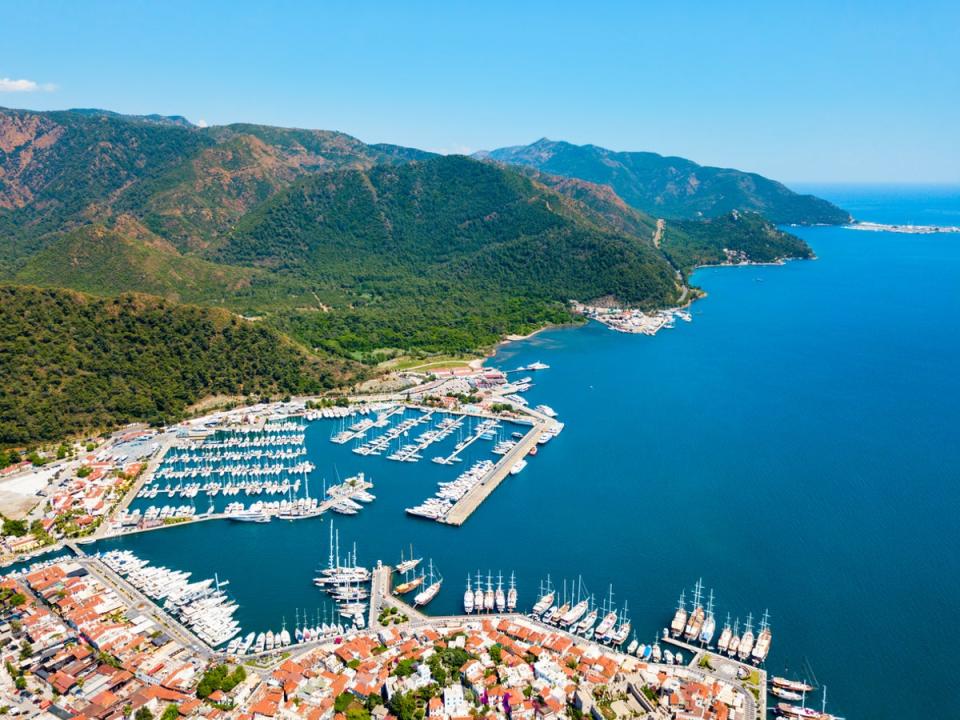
[96, 186, 960, 719]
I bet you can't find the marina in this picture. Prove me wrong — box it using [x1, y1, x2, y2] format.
[11, 214, 956, 718]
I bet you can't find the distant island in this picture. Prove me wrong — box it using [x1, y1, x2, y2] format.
[0, 106, 848, 448]
[845, 221, 960, 234]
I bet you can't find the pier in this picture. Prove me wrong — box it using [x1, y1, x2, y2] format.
[442, 420, 549, 526]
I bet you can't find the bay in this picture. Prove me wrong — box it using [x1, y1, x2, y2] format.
[99, 186, 960, 719]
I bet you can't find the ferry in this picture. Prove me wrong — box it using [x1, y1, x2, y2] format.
[524, 361, 550, 371]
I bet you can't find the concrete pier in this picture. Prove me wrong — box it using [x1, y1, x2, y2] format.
[442, 421, 547, 526]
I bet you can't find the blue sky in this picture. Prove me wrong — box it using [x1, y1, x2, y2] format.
[3, 1, 957, 183]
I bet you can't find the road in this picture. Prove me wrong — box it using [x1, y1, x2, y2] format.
[77, 556, 213, 659]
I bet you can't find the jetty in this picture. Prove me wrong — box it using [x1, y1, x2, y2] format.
[442, 419, 549, 526]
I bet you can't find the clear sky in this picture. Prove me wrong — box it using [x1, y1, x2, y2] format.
[3, 1, 957, 183]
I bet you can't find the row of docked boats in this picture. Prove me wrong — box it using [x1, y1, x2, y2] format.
[202, 432, 305, 449]
[151, 461, 314, 483]
[351, 410, 435, 457]
[406, 459, 494, 522]
[432, 417, 502, 464]
[388, 416, 465, 463]
[309, 402, 395, 421]
[668, 578, 772, 665]
[224, 607, 351, 656]
[463, 571, 517, 613]
[140, 476, 309, 498]
[532, 577, 632, 647]
[163, 446, 306, 464]
[313, 526, 370, 628]
[98, 550, 241, 647]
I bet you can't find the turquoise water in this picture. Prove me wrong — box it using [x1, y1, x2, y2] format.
[97, 187, 960, 718]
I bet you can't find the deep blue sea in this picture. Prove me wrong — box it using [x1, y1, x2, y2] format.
[96, 186, 960, 719]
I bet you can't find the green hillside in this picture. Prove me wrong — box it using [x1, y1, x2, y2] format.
[0, 285, 355, 446]
[217, 155, 683, 356]
[481, 138, 851, 224]
[661, 211, 815, 275]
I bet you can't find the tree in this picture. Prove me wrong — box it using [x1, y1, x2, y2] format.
[2, 519, 28, 537]
[160, 705, 180, 720]
[388, 691, 418, 720]
[392, 658, 416, 678]
[135, 708, 154, 720]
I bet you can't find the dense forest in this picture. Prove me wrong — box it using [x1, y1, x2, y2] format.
[0, 285, 354, 446]
[660, 211, 815, 276]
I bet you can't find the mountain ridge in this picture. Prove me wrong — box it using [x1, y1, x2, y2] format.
[478, 138, 851, 225]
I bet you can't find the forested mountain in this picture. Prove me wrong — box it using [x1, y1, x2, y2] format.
[479, 138, 851, 225]
[0, 107, 820, 445]
[0, 106, 432, 265]
[0, 285, 355, 446]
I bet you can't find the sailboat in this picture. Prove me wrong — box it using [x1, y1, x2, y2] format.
[751, 609, 772, 663]
[594, 585, 618, 640]
[483, 571, 495, 612]
[473, 570, 484, 612]
[463, 576, 474, 613]
[670, 589, 687, 637]
[495, 572, 506, 613]
[684, 578, 705, 641]
[532, 575, 555, 615]
[396, 546, 422, 575]
[717, 613, 733, 653]
[506, 572, 517, 611]
[413, 560, 442, 607]
[700, 588, 716, 645]
[738, 613, 755, 660]
[727, 618, 741, 657]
